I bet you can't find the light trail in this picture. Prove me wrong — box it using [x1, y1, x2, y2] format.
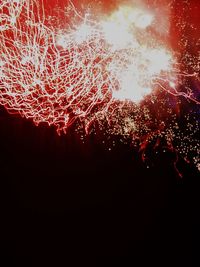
[0, 0, 181, 131]
[0, 0, 199, 172]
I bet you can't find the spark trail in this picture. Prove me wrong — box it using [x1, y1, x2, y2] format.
[0, 0, 199, 171]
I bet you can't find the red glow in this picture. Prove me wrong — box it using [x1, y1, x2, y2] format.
[0, 0, 199, 136]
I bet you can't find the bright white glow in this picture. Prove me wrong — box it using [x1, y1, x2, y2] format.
[56, 34, 68, 49]
[0, 60, 5, 67]
[101, 21, 134, 50]
[135, 13, 154, 29]
[169, 81, 176, 88]
[73, 24, 93, 44]
[99, 6, 173, 102]
[56, 5, 174, 103]
[144, 49, 173, 75]
[106, 6, 154, 29]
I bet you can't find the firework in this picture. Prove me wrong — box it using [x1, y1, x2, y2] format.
[0, 0, 199, 171]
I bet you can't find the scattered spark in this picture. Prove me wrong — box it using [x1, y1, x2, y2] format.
[0, 0, 199, 171]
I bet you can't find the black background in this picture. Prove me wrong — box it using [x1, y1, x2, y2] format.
[0, 107, 199, 266]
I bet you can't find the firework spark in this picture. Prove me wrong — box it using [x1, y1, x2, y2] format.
[0, 0, 199, 171]
[0, 0, 176, 127]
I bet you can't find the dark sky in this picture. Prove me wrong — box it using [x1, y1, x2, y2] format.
[0, 104, 199, 266]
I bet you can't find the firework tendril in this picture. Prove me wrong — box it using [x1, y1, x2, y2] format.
[0, 0, 199, 172]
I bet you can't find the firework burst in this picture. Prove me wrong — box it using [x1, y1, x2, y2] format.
[0, 0, 199, 172]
